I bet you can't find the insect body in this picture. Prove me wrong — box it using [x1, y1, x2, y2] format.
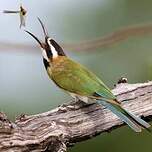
[3, 4, 27, 28]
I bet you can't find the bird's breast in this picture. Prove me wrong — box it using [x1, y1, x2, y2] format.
[46, 56, 68, 78]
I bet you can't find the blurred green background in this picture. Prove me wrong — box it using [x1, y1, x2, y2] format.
[0, 0, 152, 152]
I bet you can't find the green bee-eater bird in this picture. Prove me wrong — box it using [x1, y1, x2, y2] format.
[25, 18, 151, 132]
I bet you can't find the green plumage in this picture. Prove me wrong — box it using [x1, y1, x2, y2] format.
[47, 56, 116, 100]
[45, 56, 150, 132]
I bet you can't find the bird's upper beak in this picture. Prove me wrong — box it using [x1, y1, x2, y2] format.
[24, 17, 49, 49]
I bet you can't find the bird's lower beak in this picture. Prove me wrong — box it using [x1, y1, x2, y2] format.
[24, 30, 44, 48]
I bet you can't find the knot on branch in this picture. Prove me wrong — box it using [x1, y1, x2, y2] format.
[47, 137, 67, 152]
[0, 112, 14, 134]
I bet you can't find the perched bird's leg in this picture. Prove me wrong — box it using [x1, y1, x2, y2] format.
[71, 97, 95, 108]
[73, 96, 80, 103]
[59, 96, 80, 110]
[59, 96, 90, 111]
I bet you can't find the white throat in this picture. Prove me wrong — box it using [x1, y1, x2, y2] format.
[47, 38, 58, 58]
[41, 48, 49, 62]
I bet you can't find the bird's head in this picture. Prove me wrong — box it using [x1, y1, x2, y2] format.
[25, 18, 66, 62]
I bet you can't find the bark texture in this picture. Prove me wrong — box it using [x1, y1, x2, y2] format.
[0, 81, 152, 152]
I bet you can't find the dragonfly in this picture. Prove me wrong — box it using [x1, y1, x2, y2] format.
[3, 4, 27, 28]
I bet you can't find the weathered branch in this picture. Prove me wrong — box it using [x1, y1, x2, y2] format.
[0, 81, 152, 152]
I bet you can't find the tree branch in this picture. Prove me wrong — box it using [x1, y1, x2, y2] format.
[0, 81, 152, 152]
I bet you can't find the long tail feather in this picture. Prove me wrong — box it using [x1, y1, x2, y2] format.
[97, 100, 151, 132]
[124, 110, 151, 132]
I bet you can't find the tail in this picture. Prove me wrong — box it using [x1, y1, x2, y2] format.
[97, 100, 151, 132]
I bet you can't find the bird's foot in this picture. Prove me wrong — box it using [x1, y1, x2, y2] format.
[58, 101, 76, 111]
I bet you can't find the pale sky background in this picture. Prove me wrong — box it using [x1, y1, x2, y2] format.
[0, 0, 111, 43]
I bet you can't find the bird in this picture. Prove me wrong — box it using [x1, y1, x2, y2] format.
[3, 4, 27, 28]
[25, 18, 151, 132]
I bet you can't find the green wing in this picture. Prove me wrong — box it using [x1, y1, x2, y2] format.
[50, 58, 116, 100]
[49, 58, 151, 132]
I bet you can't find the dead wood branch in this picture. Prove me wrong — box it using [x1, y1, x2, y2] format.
[0, 81, 152, 151]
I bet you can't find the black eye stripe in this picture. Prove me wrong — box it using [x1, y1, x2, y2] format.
[48, 39, 66, 56]
[43, 58, 50, 69]
[43, 44, 53, 59]
[46, 45, 53, 57]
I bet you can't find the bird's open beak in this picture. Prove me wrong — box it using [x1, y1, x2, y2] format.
[25, 17, 48, 48]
